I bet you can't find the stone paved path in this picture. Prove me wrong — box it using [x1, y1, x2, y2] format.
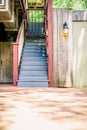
[0, 85, 87, 130]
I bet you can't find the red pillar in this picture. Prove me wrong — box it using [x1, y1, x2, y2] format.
[13, 42, 18, 86]
[48, 0, 53, 87]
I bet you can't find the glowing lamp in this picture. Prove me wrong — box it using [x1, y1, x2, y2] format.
[63, 22, 69, 38]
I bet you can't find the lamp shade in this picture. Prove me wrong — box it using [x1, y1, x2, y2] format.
[63, 22, 68, 29]
[63, 22, 69, 38]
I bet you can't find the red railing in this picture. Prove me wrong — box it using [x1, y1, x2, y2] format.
[45, 0, 53, 87]
[13, 0, 53, 87]
[13, 19, 26, 86]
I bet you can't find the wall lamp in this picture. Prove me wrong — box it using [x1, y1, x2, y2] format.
[62, 22, 69, 39]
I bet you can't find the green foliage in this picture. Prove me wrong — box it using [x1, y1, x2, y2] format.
[27, 0, 87, 10]
[84, 0, 87, 8]
[29, 10, 44, 22]
[28, 0, 87, 22]
[53, 0, 87, 10]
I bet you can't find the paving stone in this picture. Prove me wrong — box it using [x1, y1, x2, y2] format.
[0, 85, 87, 130]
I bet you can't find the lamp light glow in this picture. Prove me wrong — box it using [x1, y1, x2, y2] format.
[63, 22, 69, 38]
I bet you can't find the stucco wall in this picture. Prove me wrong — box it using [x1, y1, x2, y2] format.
[73, 22, 87, 87]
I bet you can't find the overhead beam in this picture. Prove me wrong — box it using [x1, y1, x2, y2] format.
[5, 28, 18, 31]
[19, 0, 25, 13]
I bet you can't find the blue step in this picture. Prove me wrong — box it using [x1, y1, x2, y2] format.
[28, 22, 44, 35]
[18, 81, 48, 87]
[25, 46, 46, 49]
[21, 61, 47, 66]
[25, 43, 46, 46]
[20, 65, 47, 70]
[19, 70, 47, 75]
[24, 45, 46, 48]
[24, 46, 46, 49]
[23, 53, 47, 57]
[25, 41, 46, 43]
[22, 57, 47, 60]
[18, 37, 48, 87]
[19, 75, 48, 80]
[25, 44, 46, 46]
[24, 50, 46, 53]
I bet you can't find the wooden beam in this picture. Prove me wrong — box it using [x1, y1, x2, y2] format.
[19, 0, 24, 12]
[19, 0, 25, 12]
[15, 8, 19, 28]
[0, 16, 15, 22]
[0, 20, 14, 22]
[12, 0, 15, 22]
[48, 0, 53, 87]
[5, 28, 18, 31]
[13, 42, 18, 86]
[27, 7, 44, 10]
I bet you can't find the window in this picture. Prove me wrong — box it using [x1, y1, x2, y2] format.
[28, 0, 45, 7]
[0, 0, 2, 4]
[0, 0, 4, 5]
[29, 10, 44, 22]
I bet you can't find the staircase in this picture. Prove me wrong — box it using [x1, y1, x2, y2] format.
[18, 37, 49, 87]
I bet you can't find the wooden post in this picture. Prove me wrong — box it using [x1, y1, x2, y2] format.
[13, 42, 18, 86]
[48, 0, 53, 87]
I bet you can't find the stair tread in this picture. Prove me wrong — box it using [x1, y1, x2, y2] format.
[20, 64, 47, 67]
[18, 83, 48, 87]
[24, 46, 46, 47]
[20, 68, 47, 70]
[21, 61, 47, 63]
[24, 59, 47, 61]
[21, 61, 47, 62]
[21, 65, 47, 66]
[25, 44, 46, 45]
[19, 77, 48, 80]
[18, 37, 48, 87]
[19, 74, 48, 76]
[23, 56, 47, 58]
[21, 64, 47, 65]
[22, 56, 47, 57]
[25, 46, 46, 48]
[20, 74, 47, 76]
[22, 61, 47, 62]
[24, 51, 46, 52]
[18, 80, 49, 82]
[23, 54, 46, 56]
[20, 71, 47, 73]
[20, 73, 47, 75]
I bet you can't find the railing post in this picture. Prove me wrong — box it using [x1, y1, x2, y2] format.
[48, 0, 53, 87]
[13, 42, 18, 86]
